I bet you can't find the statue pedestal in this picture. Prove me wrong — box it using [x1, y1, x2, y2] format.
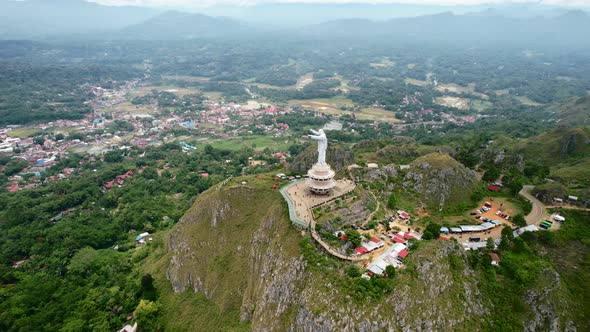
[306, 163, 335, 195]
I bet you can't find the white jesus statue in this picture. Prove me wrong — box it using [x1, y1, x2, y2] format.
[309, 129, 328, 166]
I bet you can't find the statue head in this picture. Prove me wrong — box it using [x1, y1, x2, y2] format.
[319, 129, 325, 134]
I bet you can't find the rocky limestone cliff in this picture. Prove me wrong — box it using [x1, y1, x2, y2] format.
[165, 180, 491, 331]
[165, 178, 580, 331]
[289, 144, 354, 174]
[403, 153, 478, 209]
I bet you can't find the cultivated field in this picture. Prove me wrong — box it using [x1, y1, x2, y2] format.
[288, 97, 400, 123]
[7, 128, 43, 138]
[435, 83, 489, 100]
[204, 135, 292, 152]
[435, 96, 470, 110]
[370, 57, 395, 68]
[516, 96, 544, 106]
[405, 78, 431, 87]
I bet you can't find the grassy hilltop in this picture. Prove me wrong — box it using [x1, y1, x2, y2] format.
[139, 173, 589, 331]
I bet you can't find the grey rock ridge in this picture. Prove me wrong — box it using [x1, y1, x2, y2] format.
[166, 182, 578, 331]
[403, 153, 478, 209]
[289, 144, 354, 174]
[167, 183, 486, 331]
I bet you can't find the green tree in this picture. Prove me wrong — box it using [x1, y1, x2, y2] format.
[512, 213, 526, 227]
[134, 299, 160, 332]
[104, 150, 123, 163]
[500, 226, 514, 250]
[387, 193, 398, 210]
[384, 265, 396, 278]
[423, 223, 442, 240]
[346, 265, 361, 278]
[346, 230, 362, 247]
[482, 166, 501, 182]
[486, 237, 495, 251]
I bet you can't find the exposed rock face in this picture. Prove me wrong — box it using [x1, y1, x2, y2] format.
[350, 164, 398, 183]
[523, 269, 577, 332]
[403, 153, 478, 209]
[166, 181, 579, 331]
[289, 144, 354, 174]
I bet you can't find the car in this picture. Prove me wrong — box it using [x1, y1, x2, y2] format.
[351, 224, 358, 230]
[496, 211, 501, 215]
[504, 216, 510, 220]
[361, 226, 369, 231]
[470, 212, 477, 215]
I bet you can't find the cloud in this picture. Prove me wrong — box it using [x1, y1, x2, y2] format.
[87, 0, 590, 8]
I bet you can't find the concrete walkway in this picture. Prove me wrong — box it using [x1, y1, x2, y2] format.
[281, 179, 366, 261]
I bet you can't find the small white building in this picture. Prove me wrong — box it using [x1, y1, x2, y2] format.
[118, 322, 137, 332]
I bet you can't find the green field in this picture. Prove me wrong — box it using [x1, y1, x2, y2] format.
[7, 127, 43, 138]
[205, 135, 293, 152]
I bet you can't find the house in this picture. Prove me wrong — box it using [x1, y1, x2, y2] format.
[488, 184, 501, 191]
[398, 249, 409, 260]
[490, 253, 501, 266]
[104, 180, 115, 189]
[118, 323, 137, 332]
[354, 247, 368, 255]
[397, 210, 410, 220]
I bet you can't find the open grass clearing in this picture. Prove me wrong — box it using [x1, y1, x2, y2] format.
[435, 83, 489, 100]
[470, 100, 494, 112]
[333, 74, 357, 93]
[161, 75, 211, 83]
[204, 135, 292, 152]
[7, 127, 44, 138]
[106, 102, 157, 115]
[288, 97, 400, 123]
[405, 78, 431, 87]
[435, 96, 470, 110]
[516, 96, 544, 106]
[288, 96, 355, 112]
[358, 107, 401, 123]
[370, 57, 395, 68]
[295, 73, 314, 89]
[130, 85, 202, 98]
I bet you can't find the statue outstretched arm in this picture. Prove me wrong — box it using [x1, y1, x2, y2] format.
[309, 129, 320, 135]
[309, 134, 322, 140]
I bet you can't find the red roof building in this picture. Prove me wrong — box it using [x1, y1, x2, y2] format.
[354, 247, 368, 255]
[488, 185, 501, 192]
[393, 236, 406, 244]
[398, 249, 409, 259]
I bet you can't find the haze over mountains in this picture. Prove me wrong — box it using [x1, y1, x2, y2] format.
[2, 0, 590, 44]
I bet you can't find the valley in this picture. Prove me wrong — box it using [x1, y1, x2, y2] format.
[0, 2, 589, 331]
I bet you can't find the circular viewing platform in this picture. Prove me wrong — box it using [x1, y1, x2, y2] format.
[307, 163, 335, 195]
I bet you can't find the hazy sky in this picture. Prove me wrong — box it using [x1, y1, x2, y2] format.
[89, 0, 590, 8]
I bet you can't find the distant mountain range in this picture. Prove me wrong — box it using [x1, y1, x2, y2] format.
[1, 0, 589, 48]
[0, 0, 160, 39]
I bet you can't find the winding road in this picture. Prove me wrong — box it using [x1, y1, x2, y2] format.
[519, 185, 547, 225]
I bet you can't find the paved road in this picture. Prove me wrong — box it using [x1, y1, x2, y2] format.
[519, 185, 546, 225]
